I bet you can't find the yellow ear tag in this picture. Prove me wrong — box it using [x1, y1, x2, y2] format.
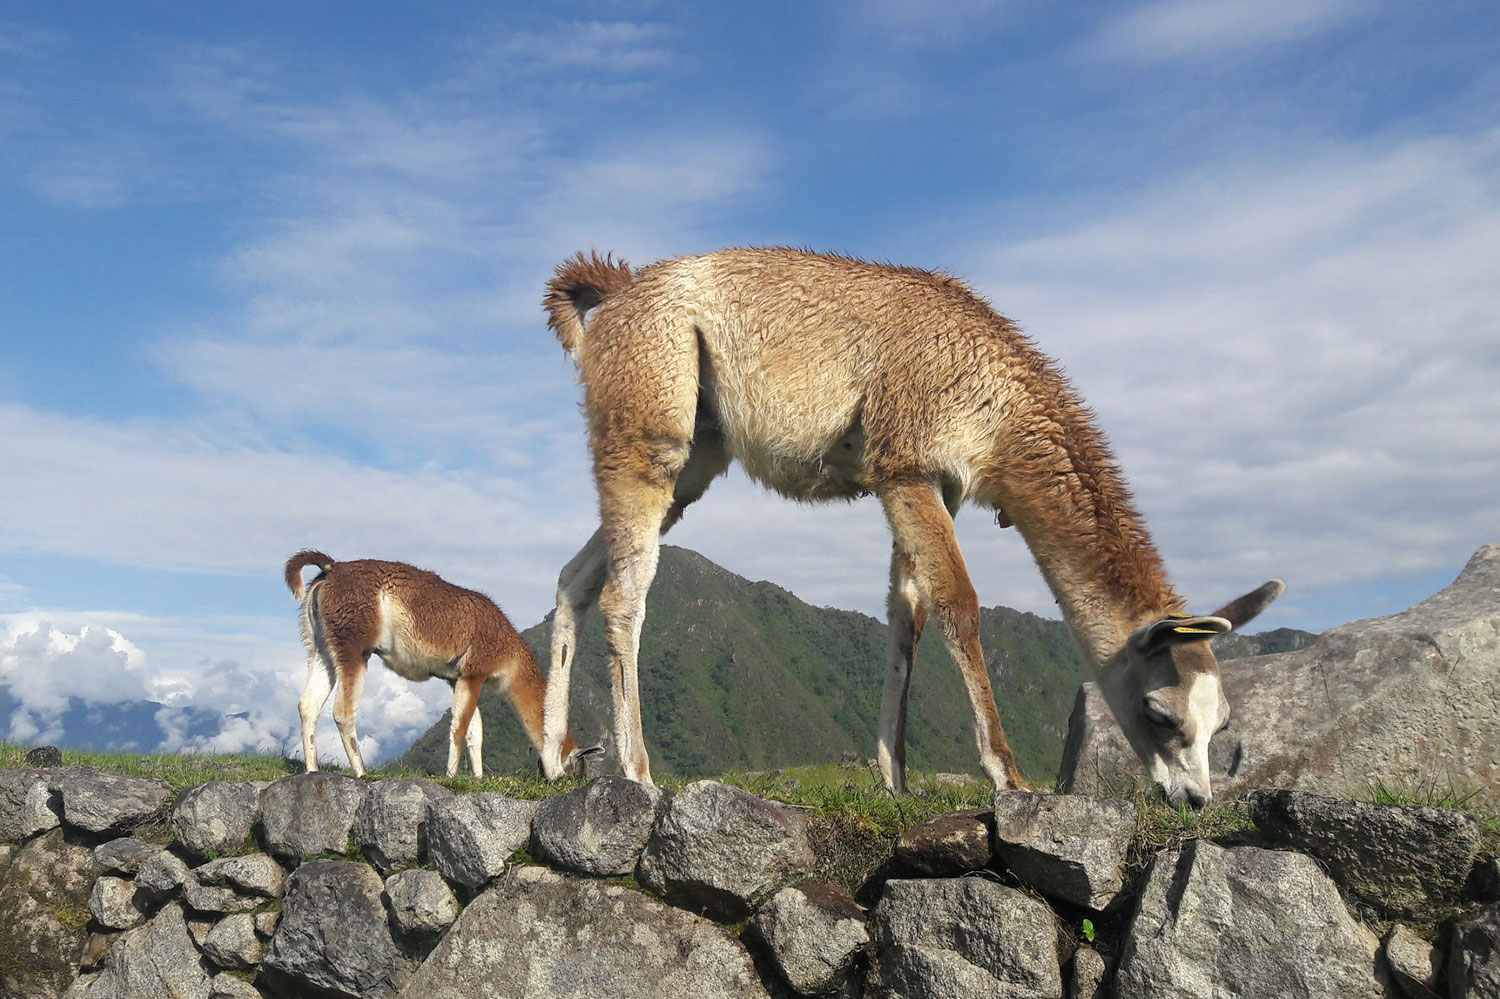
[1172, 626, 1218, 635]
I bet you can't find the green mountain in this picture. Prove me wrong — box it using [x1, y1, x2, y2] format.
[396, 547, 1312, 782]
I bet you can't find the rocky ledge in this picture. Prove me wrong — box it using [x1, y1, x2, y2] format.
[2, 763, 1498, 999]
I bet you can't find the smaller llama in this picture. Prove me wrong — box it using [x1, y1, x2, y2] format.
[284, 551, 599, 779]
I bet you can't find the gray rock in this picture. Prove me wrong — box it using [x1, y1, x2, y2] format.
[258, 772, 368, 861]
[1448, 901, 1500, 999]
[0, 828, 101, 999]
[79, 931, 113, 972]
[53, 769, 174, 836]
[867, 877, 1062, 999]
[385, 868, 461, 939]
[208, 974, 266, 999]
[399, 865, 771, 998]
[196, 854, 287, 898]
[201, 913, 262, 970]
[1061, 543, 1500, 806]
[182, 877, 263, 915]
[94, 836, 160, 875]
[426, 792, 538, 891]
[71, 903, 213, 999]
[0, 769, 62, 842]
[254, 909, 279, 939]
[262, 859, 412, 998]
[171, 782, 265, 860]
[1115, 840, 1384, 999]
[187, 915, 214, 947]
[1068, 945, 1109, 999]
[1249, 787, 1483, 916]
[749, 881, 868, 996]
[991, 790, 1137, 910]
[352, 777, 452, 872]
[134, 849, 193, 900]
[638, 780, 816, 920]
[892, 809, 991, 876]
[531, 775, 665, 876]
[1384, 923, 1442, 999]
[90, 875, 147, 930]
[24, 745, 63, 767]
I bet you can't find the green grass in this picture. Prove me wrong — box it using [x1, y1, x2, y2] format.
[1365, 775, 1500, 855]
[0, 741, 298, 789]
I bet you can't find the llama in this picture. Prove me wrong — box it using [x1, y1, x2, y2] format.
[537, 248, 1281, 806]
[284, 551, 599, 779]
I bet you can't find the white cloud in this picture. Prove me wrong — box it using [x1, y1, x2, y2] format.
[957, 127, 1500, 616]
[485, 21, 675, 76]
[1088, 0, 1360, 63]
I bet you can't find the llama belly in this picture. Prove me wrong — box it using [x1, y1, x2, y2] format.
[375, 639, 463, 683]
[733, 423, 868, 501]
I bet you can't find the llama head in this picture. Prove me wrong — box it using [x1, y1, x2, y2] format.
[1099, 579, 1284, 808]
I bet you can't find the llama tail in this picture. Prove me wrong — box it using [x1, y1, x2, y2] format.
[542, 251, 634, 355]
[284, 550, 335, 600]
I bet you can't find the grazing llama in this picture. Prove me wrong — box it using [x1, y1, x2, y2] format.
[284, 551, 599, 779]
[538, 248, 1281, 807]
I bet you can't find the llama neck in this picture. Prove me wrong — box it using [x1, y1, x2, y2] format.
[987, 404, 1182, 670]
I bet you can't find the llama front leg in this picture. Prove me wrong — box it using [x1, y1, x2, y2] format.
[449, 675, 485, 779]
[542, 528, 608, 779]
[878, 548, 928, 793]
[879, 480, 1026, 792]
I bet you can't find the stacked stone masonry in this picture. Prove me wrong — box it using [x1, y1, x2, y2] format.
[2, 765, 1499, 999]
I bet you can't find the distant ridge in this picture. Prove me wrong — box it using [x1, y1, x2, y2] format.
[396, 546, 1315, 781]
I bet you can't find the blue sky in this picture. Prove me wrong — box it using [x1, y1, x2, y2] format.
[2, 1, 1497, 763]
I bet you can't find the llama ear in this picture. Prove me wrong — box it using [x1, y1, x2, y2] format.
[1130, 615, 1232, 655]
[1211, 580, 1285, 630]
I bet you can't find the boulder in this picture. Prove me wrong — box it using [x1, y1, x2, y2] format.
[171, 781, 265, 860]
[201, 913, 262, 970]
[90, 876, 147, 930]
[53, 769, 173, 836]
[892, 809, 991, 876]
[351, 777, 452, 872]
[0, 828, 101, 998]
[531, 775, 666, 876]
[67, 903, 214, 999]
[748, 881, 868, 996]
[0, 769, 61, 842]
[195, 854, 287, 899]
[134, 849, 193, 900]
[1447, 901, 1500, 999]
[426, 793, 538, 891]
[1383, 923, 1442, 999]
[637, 780, 816, 920]
[254, 910, 279, 939]
[866, 877, 1062, 999]
[385, 868, 461, 939]
[262, 859, 412, 999]
[1248, 787, 1483, 916]
[24, 745, 63, 767]
[94, 837, 161, 875]
[258, 772, 368, 861]
[991, 790, 1137, 910]
[399, 865, 771, 998]
[1061, 544, 1500, 805]
[1115, 840, 1385, 999]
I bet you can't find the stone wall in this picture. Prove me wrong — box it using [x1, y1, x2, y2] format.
[2, 765, 1497, 998]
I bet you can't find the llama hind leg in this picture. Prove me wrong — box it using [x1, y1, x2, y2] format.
[879, 479, 1026, 792]
[329, 646, 369, 777]
[543, 528, 608, 779]
[594, 441, 687, 785]
[878, 548, 928, 793]
[298, 652, 336, 773]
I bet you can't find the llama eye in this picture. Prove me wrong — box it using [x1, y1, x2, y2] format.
[1143, 703, 1176, 729]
